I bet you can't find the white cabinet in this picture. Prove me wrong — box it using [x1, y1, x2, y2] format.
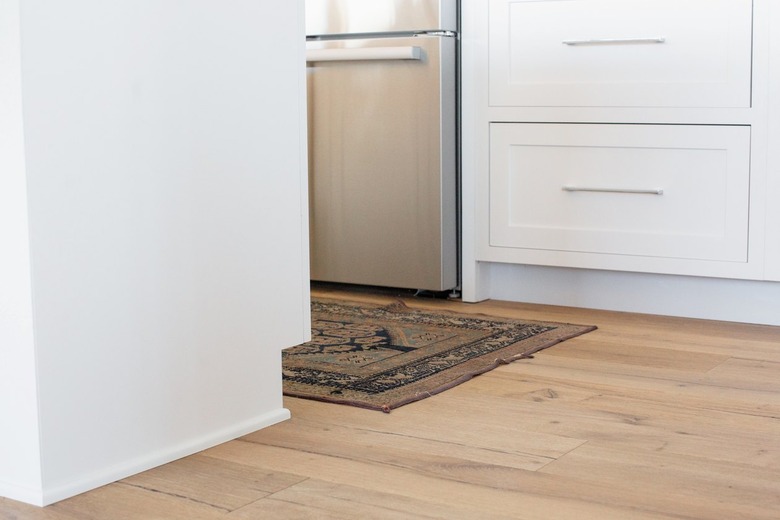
[489, 123, 751, 262]
[489, 0, 753, 108]
[463, 0, 780, 290]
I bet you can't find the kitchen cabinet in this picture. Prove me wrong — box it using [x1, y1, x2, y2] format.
[489, 0, 753, 108]
[461, 0, 780, 323]
[489, 123, 751, 263]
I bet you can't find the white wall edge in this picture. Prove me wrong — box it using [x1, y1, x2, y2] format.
[0, 0, 44, 502]
[296, 0, 313, 343]
[459, 0, 489, 303]
[39, 407, 290, 507]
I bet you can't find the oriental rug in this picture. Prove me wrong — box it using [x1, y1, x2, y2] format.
[282, 298, 596, 412]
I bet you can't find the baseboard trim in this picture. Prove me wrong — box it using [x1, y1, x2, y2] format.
[39, 407, 290, 507]
[487, 263, 780, 326]
[0, 480, 45, 507]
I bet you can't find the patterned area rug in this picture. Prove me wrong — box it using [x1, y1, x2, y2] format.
[282, 298, 596, 412]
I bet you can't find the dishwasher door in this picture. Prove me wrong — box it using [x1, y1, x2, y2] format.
[306, 35, 457, 291]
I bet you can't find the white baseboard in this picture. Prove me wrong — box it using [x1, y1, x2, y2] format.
[38, 407, 290, 507]
[0, 480, 45, 507]
[485, 263, 780, 326]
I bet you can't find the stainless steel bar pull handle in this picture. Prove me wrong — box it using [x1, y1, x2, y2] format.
[562, 37, 666, 46]
[563, 186, 664, 195]
[306, 46, 422, 62]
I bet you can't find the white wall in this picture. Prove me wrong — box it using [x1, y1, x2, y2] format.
[2, 0, 309, 506]
[0, 0, 43, 505]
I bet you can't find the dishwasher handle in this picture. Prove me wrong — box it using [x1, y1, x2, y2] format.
[306, 46, 422, 63]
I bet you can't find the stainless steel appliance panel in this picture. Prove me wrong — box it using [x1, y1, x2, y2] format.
[305, 0, 457, 36]
[306, 35, 457, 290]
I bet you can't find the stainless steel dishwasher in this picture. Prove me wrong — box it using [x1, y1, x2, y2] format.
[305, 0, 458, 292]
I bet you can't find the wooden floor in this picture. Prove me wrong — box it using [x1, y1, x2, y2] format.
[4, 286, 780, 519]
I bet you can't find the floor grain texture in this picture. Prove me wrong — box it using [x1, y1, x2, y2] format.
[3, 286, 779, 519]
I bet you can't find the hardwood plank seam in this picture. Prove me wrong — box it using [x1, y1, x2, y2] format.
[231, 439, 550, 493]
[245, 419, 562, 465]
[533, 440, 592, 473]
[257, 490, 446, 520]
[115, 481, 233, 514]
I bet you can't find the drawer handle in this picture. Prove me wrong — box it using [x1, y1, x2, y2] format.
[563, 186, 664, 195]
[562, 37, 666, 46]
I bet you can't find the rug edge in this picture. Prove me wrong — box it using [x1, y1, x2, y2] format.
[285, 324, 598, 413]
[378, 323, 598, 412]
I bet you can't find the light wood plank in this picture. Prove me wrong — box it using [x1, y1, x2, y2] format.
[0, 498, 82, 520]
[242, 415, 556, 471]
[702, 357, 780, 393]
[540, 443, 780, 520]
[502, 353, 780, 418]
[254, 394, 586, 461]
[540, 335, 732, 371]
[119, 453, 306, 513]
[205, 438, 683, 520]
[434, 384, 780, 470]
[2, 287, 779, 519]
[47, 483, 227, 520]
[229, 479, 516, 520]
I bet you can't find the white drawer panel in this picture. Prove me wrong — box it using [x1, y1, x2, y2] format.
[489, 124, 751, 261]
[489, 0, 753, 108]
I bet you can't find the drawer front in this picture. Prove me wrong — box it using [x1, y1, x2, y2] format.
[489, 124, 751, 262]
[489, 0, 753, 108]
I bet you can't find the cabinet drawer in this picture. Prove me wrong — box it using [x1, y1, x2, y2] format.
[489, 124, 751, 262]
[489, 0, 753, 108]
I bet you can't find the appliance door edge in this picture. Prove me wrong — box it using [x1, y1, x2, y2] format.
[305, 0, 458, 36]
